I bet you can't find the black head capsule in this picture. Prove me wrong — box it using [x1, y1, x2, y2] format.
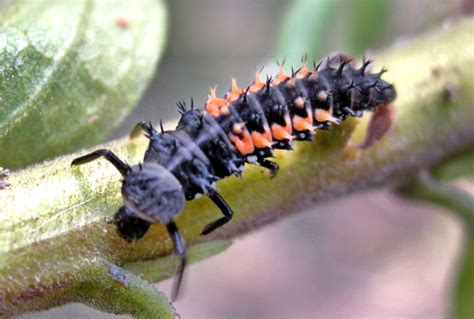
[71, 149, 188, 301]
[113, 206, 151, 242]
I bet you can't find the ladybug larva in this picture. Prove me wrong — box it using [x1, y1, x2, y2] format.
[72, 54, 396, 300]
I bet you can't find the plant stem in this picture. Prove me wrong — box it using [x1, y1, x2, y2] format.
[398, 171, 474, 230]
[451, 233, 474, 319]
[397, 170, 474, 319]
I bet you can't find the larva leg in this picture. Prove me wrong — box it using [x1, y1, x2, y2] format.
[113, 206, 151, 242]
[166, 221, 187, 302]
[258, 159, 279, 178]
[201, 189, 234, 235]
[71, 149, 131, 177]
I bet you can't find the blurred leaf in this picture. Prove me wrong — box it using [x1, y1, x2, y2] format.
[277, 0, 390, 65]
[277, 0, 338, 65]
[0, 0, 167, 169]
[344, 0, 390, 54]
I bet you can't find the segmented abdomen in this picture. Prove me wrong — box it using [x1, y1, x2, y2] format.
[205, 57, 395, 156]
[145, 56, 396, 200]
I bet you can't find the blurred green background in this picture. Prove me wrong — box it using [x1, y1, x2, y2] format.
[17, 0, 472, 318]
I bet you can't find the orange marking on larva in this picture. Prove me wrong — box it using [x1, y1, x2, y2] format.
[230, 131, 254, 155]
[271, 124, 293, 141]
[219, 104, 230, 116]
[249, 71, 266, 93]
[286, 76, 297, 89]
[205, 103, 220, 117]
[226, 78, 244, 102]
[205, 86, 226, 117]
[208, 87, 226, 106]
[251, 126, 273, 148]
[283, 115, 293, 134]
[315, 108, 340, 124]
[317, 90, 328, 102]
[293, 114, 314, 133]
[308, 71, 319, 82]
[272, 64, 288, 86]
[232, 122, 244, 135]
[205, 97, 226, 116]
[209, 86, 218, 99]
[294, 97, 305, 109]
[297, 64, 310, 79]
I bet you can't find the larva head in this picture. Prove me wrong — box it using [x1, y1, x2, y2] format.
[122, 162, 185, 225]
[113, 206, 151, 242]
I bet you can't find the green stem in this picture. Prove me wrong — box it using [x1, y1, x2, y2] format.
[397, 170, 474, 319]
[277, 0, 339, 64]
[77, 262, 178, 319]
[398, 172, 474, 230]
[451, 233, 474, 319]
[433, 148, 474, 181]
[124, 240, 232, 283]
[1, 18, 474, 318]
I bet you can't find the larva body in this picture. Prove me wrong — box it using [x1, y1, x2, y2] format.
[72, 55, 396, 300]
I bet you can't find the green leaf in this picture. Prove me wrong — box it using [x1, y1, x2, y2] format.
[344, 0, 390, 54]
[0, 0, 167, 169]
[277, 0, 338, 65]
[77, 262, 178, 319]
[277, 0, 390, 65]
